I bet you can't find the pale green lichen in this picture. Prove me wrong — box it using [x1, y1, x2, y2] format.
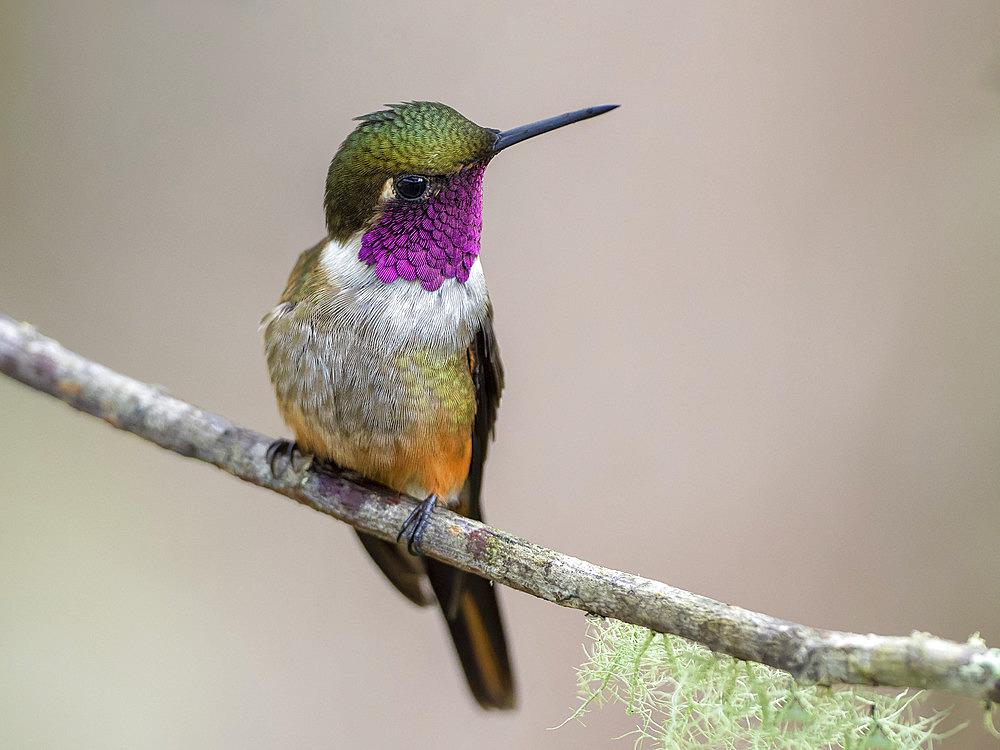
[560, 618, 974, 749]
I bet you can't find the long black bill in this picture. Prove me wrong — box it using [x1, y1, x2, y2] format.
[492, 104, 618, 153]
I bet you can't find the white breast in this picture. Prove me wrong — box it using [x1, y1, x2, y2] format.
[317, 235, 491, 353]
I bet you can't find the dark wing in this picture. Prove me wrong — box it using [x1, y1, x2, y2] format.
[354, 530, 433, 607]
[424, 309, 514, 709]
[353, 309, 504, 610]
[463, 306, 504, 521]
[355, 310, 512, 707]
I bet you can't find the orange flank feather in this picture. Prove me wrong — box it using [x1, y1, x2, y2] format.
[280, 404, 473, 504]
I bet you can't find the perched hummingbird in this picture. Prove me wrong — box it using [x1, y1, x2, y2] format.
[262, 101, 617, 709]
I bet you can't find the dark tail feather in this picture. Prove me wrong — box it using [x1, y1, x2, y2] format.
[425, 558, 516, 710]
[355, 530, 433, 607]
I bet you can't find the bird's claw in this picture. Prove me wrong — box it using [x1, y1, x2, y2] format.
[397, 494, 438, 556]
[265, 438, 299, 476]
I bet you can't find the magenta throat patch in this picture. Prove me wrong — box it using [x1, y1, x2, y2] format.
[358, 162, 487, 291]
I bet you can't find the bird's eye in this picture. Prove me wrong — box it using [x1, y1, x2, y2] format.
[394, 174, 429, 201]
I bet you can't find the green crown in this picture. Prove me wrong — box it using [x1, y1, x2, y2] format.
[325, 102, 496, 240]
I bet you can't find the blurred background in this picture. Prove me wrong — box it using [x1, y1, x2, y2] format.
[2, 2, 999, 747]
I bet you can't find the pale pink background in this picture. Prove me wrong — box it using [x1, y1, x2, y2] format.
[2, 2, 999, 748]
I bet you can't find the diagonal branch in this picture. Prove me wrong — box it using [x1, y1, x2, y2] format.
[1, 312, 998, 703]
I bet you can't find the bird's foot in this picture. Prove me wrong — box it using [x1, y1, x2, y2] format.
[266, 438, 303, 476]
[397, 494, 438, 556]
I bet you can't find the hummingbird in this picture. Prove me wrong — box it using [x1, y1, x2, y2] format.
[262, 101, 617, 709]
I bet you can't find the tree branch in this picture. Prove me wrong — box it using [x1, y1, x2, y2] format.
[1, 312, 997, 704]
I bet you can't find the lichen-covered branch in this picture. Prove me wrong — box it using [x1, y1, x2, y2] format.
[1, 312, 998, 703]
